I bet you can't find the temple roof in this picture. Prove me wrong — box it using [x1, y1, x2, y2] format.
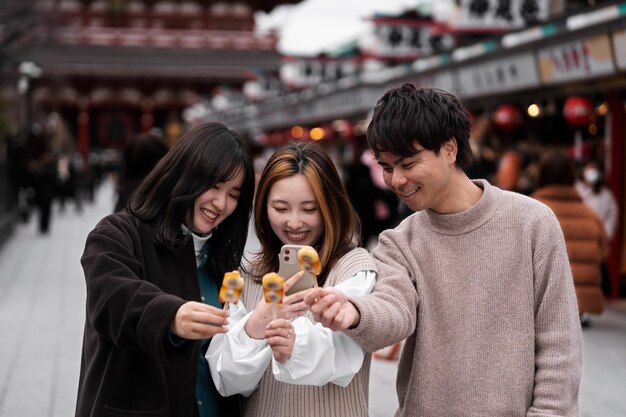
[21, 43, 280, 80]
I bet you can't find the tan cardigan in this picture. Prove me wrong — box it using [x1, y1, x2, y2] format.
[240, 247, 377, 417]
[532, 185, 607, 313]
[347, 180, 582, 417]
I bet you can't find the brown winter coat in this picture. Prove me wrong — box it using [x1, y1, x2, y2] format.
[532, 185, 607, 313]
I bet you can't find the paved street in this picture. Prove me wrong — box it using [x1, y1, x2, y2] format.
[0, 179, 625, 417]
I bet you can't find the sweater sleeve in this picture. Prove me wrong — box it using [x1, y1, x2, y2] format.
[344, 233, 418, 352]
[527, 211, 582, 417]
[271, 271, 376, 386]
[80, 216, 192, 364]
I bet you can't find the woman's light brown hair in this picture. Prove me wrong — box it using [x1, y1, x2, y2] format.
[252, 142, 360, 285]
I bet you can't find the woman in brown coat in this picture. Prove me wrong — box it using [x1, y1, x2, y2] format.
[77, 123, 255, 417]
[531, 150, 607, 326]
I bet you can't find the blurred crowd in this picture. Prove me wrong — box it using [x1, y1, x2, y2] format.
[8, 113, 118, 234]
[9, 112, 619, 252]
[7, 110, 619, 323]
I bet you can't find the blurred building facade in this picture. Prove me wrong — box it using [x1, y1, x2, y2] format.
[0, 0, 299, 244]
[213, 0, 626, 298]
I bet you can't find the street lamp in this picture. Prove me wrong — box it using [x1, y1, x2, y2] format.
[17, 61, 42, 141]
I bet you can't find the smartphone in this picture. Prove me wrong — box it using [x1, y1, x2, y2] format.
[278, 244, 317, 296]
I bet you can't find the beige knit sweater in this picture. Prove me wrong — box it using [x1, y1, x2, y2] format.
[347, 180, 582, 417]
[240, 247, 377, 417]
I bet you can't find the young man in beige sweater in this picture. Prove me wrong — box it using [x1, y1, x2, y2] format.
[305, 84, 582, 417]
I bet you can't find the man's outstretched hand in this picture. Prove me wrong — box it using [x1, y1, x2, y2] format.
[303, 288, 360, 331]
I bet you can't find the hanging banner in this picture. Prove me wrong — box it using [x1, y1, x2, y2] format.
[537, 33, 615, 84]
[243, 77, 284, 101]
[455, 0, 552, 30]
[361, 16, 455, 60]
[279, 58, 359, 89]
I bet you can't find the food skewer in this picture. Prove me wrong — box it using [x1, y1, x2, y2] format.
[297, 246, 320, 288]
[262, 272, 285, 320]
[219, 270, 244, 311]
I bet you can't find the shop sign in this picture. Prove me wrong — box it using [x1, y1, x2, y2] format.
[612, 29, 626, 71]
[455, 52, 539, 98]
[253, 86, 386, 130]
[413, 71, 459, 96]
[537, 33, 615, 84]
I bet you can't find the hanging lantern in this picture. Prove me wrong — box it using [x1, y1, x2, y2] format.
[492, 104, 522, 131]
[563, 96, 592, 128]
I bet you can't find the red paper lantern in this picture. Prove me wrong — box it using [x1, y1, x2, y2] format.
[563, 96, 593, 128]
[492, 104, 522, 131]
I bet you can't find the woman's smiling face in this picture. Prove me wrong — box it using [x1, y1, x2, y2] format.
[266, 174, 324, 247]
[191, 169, 244, 235]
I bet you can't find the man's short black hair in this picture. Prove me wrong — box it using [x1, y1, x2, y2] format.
[367, 83, 473, 168]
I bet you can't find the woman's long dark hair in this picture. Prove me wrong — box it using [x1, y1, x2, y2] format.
[129, 122, 255, 278]
[252, 142, 360, 286]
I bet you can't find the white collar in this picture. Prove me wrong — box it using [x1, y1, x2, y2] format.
[181, 224, 212, 257]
